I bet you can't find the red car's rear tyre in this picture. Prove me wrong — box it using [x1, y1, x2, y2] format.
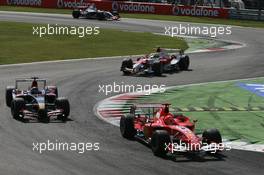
[202, 128, 222, 144]
[151, 130, 170, 157]
[120, 114, 136, 139]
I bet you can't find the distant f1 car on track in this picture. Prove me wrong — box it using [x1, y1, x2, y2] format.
[5, 77, 70, 122]
[120, 49, 190, 76]
[120, 103, 224, 157]
[72, 4, 120, 20]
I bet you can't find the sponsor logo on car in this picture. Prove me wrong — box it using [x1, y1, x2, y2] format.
[112, 1, 155, 13]
[7, 0, 42, 6]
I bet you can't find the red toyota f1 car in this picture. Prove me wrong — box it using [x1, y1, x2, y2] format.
[120, 104, 223, 157]
[5, 77, 70, 122]
[120, 49, 190, 76]
[72, 4, 120, 20]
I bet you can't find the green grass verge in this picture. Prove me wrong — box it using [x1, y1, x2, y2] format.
[0, 6, 264, 28]
[0, 21, 187, 64]
[135, 77, 264, 144]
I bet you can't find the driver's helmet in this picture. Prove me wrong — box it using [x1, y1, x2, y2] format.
[171, 55, 176, 59]
[150, 53, 160, 60]
[164, 106, 169, 114]
[164, 114, 175, 125]
[31, 80, 38, 88]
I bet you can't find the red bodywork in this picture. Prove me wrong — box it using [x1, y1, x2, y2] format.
[135, 53, 174, 65]
[132, 104, 202, 152]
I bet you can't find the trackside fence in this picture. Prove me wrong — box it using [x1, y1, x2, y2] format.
[0, 0, 263, 21]
[229, 8, 264, 21]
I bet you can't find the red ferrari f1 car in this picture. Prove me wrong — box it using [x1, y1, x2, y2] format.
[5, 77, 70, 122]
[120, 103, 223, 157]
[120, 49, 190, 76]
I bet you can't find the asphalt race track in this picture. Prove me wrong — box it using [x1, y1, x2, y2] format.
[0, 12, 264, 175]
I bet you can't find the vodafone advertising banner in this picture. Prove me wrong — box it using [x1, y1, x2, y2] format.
[0, 0, 229, 18]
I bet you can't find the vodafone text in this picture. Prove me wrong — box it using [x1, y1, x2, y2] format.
[32, 24, 100, 38]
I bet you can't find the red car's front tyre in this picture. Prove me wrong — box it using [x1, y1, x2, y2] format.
[120, 114, 136, 139]
[151, 130, 170, 157]
[202, 128, 222, 144]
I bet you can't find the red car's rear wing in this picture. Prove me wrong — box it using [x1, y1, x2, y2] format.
[130, 103, 171, 114]
[133, 103, 171, 108]
[133, 103, 167, 108]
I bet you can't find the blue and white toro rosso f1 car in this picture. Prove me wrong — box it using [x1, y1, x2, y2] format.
[5, 77, 70, 122]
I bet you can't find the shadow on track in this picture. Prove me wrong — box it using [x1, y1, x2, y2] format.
[160, 152, 227, 163]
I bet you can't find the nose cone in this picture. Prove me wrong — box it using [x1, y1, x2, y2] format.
[38, 102, 45, 110]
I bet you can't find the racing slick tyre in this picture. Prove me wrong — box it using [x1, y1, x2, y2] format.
[202, 128, 222, 144]
[97, 12, 106, 20]
[112, 11, 119, 16]
[45, 95, 56, 104]
[151, 130, 170, 157]
[72, 10, 80, 19]
[152, 62, 163, 76]
[178, 55, 190, 71]
[6, 86, 15, 107]
[38, 109, 49, 123]
[120, 114, 136, 139]
[121, 58, 133, 75]
[111, 11, 120, 19]
[46, 86, 58, 98]
[11, 98, 25, 119]
[55, 97, 70, 121]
